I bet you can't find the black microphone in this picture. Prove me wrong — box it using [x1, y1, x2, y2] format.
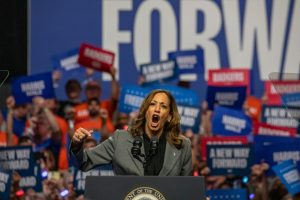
[131, 136, 145, 164]
[148, 135, 159, 157]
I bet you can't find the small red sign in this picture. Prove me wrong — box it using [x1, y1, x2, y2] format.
[78, 43, 115, 72]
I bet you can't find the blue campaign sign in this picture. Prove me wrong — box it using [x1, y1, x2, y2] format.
[206, 189, 247, 200]
[254, 135, 300, 164]
[168, 49, 204, 81]
[177, 104, 200, 133]
[0, 170, 12, 200]
[272, 160, 300, 196]
[0, 146, 42, 191]
[206, 144, 254, 176]
[12, 72, 55, 105]
[261, 105, 300, 129]
[151, 84, 200, 106]
[140, 60, 178, 85]
[256, 140, 300, 176]
[206, 86, 247, 110]
[0, 146, 35, 173]
[282, 93, 300, 107]
[212, 106, 252, 136]
[73, 166, 114, 195]
[118, 85, 151, 114]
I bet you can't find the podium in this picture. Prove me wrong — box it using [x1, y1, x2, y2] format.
[84, 176, 206, 200]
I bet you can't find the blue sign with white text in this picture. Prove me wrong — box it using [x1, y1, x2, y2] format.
[12, 72, 55, 105]
[0, 170, 12, 200]
[0, 146, 42, 191]
[207, 144, 254, 176]
[212, 106, 252, 136]
[206, 86, 247, 110]
[168, 49, 204, 81]
[273, 160, 300, 196]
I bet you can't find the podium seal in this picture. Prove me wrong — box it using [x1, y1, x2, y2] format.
[124, 186, 166, 200]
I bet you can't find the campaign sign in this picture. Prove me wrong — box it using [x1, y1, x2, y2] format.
[254, 135, 300, 165]
[206, 86, 247, 110]
[282, 92, 300, 107]
[78, 43, 115, 72]
[256, 141, 300, 175]
[52, 48, 81, 71]
[168, 49, 204, 81]
[261, 105, 300, 129]
[206, 189, 247, 200]
[0, 146, 42, 191]
[206, 144, 254, 176]
[212, 106, 252, 136]
[201, 136, 248, 161]
[0, 170, 12, 200]
[272, 160, 300, 196]
[150, 84, 200, 106]
[118, 85, 150, 114]
[12, 72, 55, 105]
[253, 122, 297, 137]
[73, 166, 114, 195]
[140, 60, 178, 85]
[208, 69, 250, 94]
[265, 81, 300, 105]
[177, 104, 200, 133]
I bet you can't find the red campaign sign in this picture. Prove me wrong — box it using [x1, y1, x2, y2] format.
[265, 80, 300, 105]
[208, 68, 250, 94]
[253, 122, 297, 137]
[78, 43, 115, 72]
[200, 136, 248, 161]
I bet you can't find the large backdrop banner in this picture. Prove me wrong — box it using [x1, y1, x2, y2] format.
[29, 0, 300, 99]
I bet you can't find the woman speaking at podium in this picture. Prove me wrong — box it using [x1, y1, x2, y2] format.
[70, 89, 192, 176]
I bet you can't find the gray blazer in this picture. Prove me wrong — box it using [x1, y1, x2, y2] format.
[70, 130, 192, 176]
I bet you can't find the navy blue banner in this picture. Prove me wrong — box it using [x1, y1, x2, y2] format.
[206, 144, 253, 176]
[272, 160, 300, 196]
[206, 86, 247, 110]
[151, 84, 200, 106]
[177, 104, 200, 133]
[72, 165, 113, 195]
[282, 93, 300, 107]
[206, 189, 247, 200]
[212, 106, 252, 136]
[255, 140, 300, 175]
[0, 170, 12, 200]
[0, 146, 42, 191]
[261, 105, 300, 129]
[118, 85, 150, 114]
[168, 49, 204, 81]
[12, 72, 55, 105]
[140, 60, 178, 85]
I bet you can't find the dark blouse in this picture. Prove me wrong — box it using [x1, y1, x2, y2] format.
[143, 132, 167, 176]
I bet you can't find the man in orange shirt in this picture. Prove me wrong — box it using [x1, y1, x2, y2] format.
[75, 98, 115, 143]
[74, 67, 119, 123]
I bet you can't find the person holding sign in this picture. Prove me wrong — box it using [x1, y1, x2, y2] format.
[70, 89, 192, 176]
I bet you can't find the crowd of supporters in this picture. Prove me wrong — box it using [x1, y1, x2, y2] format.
[0, 68, 299, 200]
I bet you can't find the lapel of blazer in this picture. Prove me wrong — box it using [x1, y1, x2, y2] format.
[159, 141, 181, 176]
[126, 136, 144, 176]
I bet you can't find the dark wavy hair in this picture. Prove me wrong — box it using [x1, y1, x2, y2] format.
[129, 89, 184, 149]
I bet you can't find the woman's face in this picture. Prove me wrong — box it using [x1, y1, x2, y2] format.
[145, 92, 171, 136]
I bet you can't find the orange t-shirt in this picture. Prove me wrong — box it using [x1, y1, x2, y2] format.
[74, 117, 115, 134]
[74, 99, 116, 123]
[0, 131, 18, 146]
